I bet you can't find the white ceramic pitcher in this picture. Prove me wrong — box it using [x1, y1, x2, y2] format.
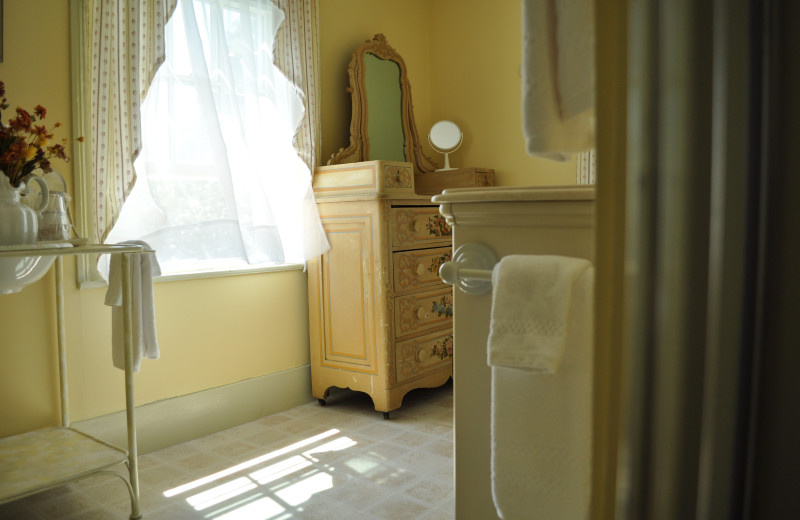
[0, 171, 49, 245]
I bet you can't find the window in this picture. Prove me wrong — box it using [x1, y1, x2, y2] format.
[100, 0, 328, 277]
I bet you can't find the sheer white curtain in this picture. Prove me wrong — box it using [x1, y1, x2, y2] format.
[102, 0, 329, 274]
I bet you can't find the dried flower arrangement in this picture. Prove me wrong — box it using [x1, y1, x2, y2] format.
[0, 80, 83, 187]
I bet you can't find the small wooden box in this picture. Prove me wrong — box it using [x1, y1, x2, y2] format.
[414, 167, 496, 195]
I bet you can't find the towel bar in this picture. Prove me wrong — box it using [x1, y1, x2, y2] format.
[439, 242, 498, 295]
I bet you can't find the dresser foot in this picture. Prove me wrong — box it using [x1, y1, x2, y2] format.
[318, 399, 327, 406]
[383, 412, 390, 420]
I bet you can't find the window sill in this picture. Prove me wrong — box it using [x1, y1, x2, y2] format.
[156, 262, 306, 283]
[78, 262, 305, 290]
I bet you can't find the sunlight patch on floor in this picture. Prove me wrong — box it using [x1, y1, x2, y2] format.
[274, 472, 333, 506]
[212, 496, 286, 520]
[343, 454, 380, 475]
[163, 429, 341, 498]
[186, 477, 257, 511]
[249, 455, 312, 485]
[302, 436, 357, 461]
[161, 428, 356, 518]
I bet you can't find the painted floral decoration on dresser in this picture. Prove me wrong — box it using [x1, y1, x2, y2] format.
[431, 335, 453, 359]
[0, 81, 83, 187]
[427, 250, 452, 274]
[431, 294, 453, 317]
[426, 214, 451, 237]
[384, 165, 412, 188]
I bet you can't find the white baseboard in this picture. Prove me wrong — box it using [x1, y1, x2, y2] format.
[73, 365, 313, 454]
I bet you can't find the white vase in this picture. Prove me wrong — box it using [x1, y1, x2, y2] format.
[0, 171, 49, 246]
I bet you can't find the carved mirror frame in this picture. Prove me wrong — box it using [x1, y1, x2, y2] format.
[328, 34, 438, 175]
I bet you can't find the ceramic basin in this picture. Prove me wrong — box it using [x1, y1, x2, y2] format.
[0, 243, 72, 294]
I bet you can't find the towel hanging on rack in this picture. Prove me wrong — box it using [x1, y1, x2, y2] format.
[489, 255, 594, 520]
[522, 0, 596, 160]
[488, 254, 591, 373]
[103, 241, 161, 373]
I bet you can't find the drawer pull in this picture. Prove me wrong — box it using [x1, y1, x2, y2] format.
[415, 307, 428, 320]
[411, 218, 427, 233]
[416, 349, 429, 362]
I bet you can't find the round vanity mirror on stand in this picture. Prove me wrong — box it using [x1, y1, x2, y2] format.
[428, 120, 463, 171]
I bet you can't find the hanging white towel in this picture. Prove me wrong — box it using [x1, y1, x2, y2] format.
[522, 0, 595, 160]
[488, 255, 591, 373]
[103, 241, 161, 373]
[488, 255, 593, 520]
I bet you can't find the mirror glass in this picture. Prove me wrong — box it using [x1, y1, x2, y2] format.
[328, 34, 438, 175]
[365, 54, 405, 162]
[429, 120, 462, 152]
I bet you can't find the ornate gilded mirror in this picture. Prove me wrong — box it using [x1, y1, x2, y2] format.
[328, 34, 438, 175]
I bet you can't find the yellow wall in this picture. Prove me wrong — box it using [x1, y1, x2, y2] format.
[1, 0, 75, 436]
[2, 0, 579, 439]
[428, 0, 576, 185]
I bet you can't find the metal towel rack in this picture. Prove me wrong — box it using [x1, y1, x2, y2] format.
[439, 242, 498, 295]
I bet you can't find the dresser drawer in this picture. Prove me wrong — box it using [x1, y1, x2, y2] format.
[393, 247, 452, 292]
[394, 286, 453, 338]
[390, 207, 452, 249]
[395, 329, 453, 384]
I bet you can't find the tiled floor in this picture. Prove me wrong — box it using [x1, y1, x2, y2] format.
[0, 381, 454, 520]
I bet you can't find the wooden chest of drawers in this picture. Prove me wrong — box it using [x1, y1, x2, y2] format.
[307, 160, 453, 416]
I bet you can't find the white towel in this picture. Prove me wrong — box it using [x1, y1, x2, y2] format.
[488, 255, 591, 373]
[522, 0, 595, 160]
[103, 241, 161, 373]
[489, 255, 593, 520]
